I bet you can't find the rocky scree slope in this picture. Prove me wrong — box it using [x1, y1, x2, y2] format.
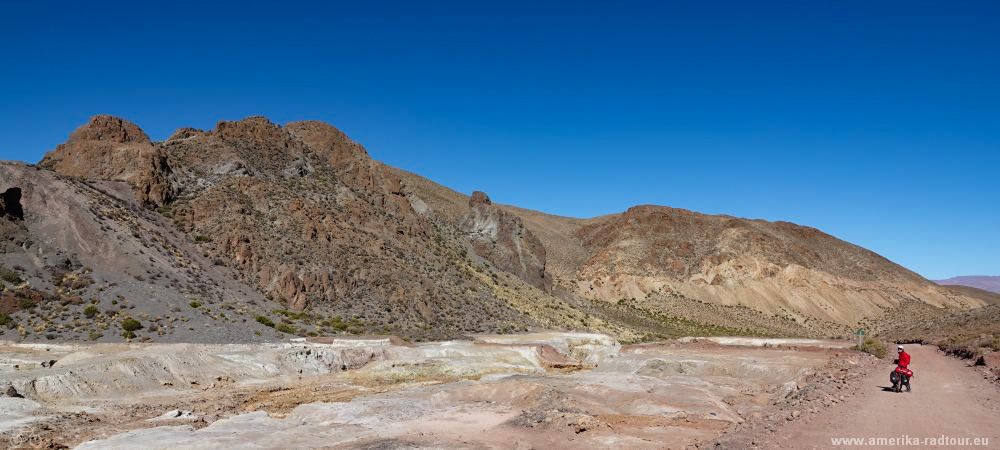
[0, 162, 274, 343]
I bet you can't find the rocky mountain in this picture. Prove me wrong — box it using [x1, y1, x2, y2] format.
[0, 114, 990, 343]
[393, 175, 988, 327]
[935, 275, 1000, 294]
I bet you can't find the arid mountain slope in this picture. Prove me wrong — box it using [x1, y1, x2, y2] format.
[394, 173, 984, 326]
[0, 162, 273, 342]
[4, 114, 986, 343]
[12, 115, 605, 342]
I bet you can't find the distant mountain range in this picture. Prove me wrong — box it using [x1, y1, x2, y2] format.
[935, 275, 1000, 294]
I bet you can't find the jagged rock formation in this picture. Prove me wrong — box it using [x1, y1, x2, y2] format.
[460, 191, 549, 291]
[38, 115, 174, 206]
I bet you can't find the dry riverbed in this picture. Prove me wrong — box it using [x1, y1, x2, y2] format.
[1, 333, 856, 449]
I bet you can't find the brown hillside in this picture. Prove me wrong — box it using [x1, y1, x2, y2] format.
[8, 114, 984, 343]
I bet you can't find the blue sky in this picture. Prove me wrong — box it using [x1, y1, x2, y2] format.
[1, 1, 997, 279]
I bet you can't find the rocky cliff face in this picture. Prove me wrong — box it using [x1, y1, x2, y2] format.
[460, 191, 549, 291]
[39, 115, 174, 206]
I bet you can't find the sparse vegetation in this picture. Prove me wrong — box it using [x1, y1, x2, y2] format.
[0, 266, 22, 284]
[84, 305, 99, 318]
[189, 301, 202, 308]
[857, 337, 887, 358]
[121, 318, 143, 339]
[255, 315, 275, 328]
[275, 323, 297, 334]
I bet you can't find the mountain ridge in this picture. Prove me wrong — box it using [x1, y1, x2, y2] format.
[935, 275, 1000, 294]
[0, 114, 988, 343]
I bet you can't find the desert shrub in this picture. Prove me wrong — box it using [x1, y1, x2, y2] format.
[83, 305, 99, 318]
[255, 315, 275, 328]
[0, 267, 22, 284]
[89, 331, 102, 341]
[121, 318, 143, 339]
[0, 313, 11, 327]
[275, 323, 297, 334]
[857, 337, 887, 358]
[991, 337, 1000, 352]
[18, 297, 36, 309]
[189, 301, 202, 308]
[329, 317, 348, 331]
[194, 235, 212, 243]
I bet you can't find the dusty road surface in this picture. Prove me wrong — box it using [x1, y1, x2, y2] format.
[761, 344, 1000, 449]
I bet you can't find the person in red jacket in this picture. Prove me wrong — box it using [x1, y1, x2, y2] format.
[897, 346, 911, 368]
[896, 345, 912, 392]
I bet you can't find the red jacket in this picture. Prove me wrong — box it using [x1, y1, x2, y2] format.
[897, 350, 911, 369]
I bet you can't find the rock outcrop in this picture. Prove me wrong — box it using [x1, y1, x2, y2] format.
[39, 115, 174, 206]
[460, 191, 549, 291]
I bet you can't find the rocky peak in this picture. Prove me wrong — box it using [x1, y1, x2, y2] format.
[469, 191, 492, 207]
[39, 116, 173, 206]
[214, 116, 288, 146]
[166, 127, 206, 141]
[286, 120, 414, 217]
[285, 121, 370, 166]
[66, 115, 151, 144]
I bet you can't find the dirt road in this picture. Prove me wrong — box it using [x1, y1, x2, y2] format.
[764, 344, 1000, 449]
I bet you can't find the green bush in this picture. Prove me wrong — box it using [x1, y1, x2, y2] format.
[121, 318, 143, 339]
[0, 313, 11, 327]
[0, 267, 22, 284]
[857, 337, 887, 358]
[194, 235, 212, 243]
[189, 301, 202, 308]
[276, 323, 297, 334]
[83, 305, 99, 318]
[255, 315, 275, 328]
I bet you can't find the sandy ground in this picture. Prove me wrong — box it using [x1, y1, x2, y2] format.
[747, 344, 1000, 449]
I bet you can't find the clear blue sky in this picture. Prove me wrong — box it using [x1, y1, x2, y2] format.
[1, 1, 997, 280]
